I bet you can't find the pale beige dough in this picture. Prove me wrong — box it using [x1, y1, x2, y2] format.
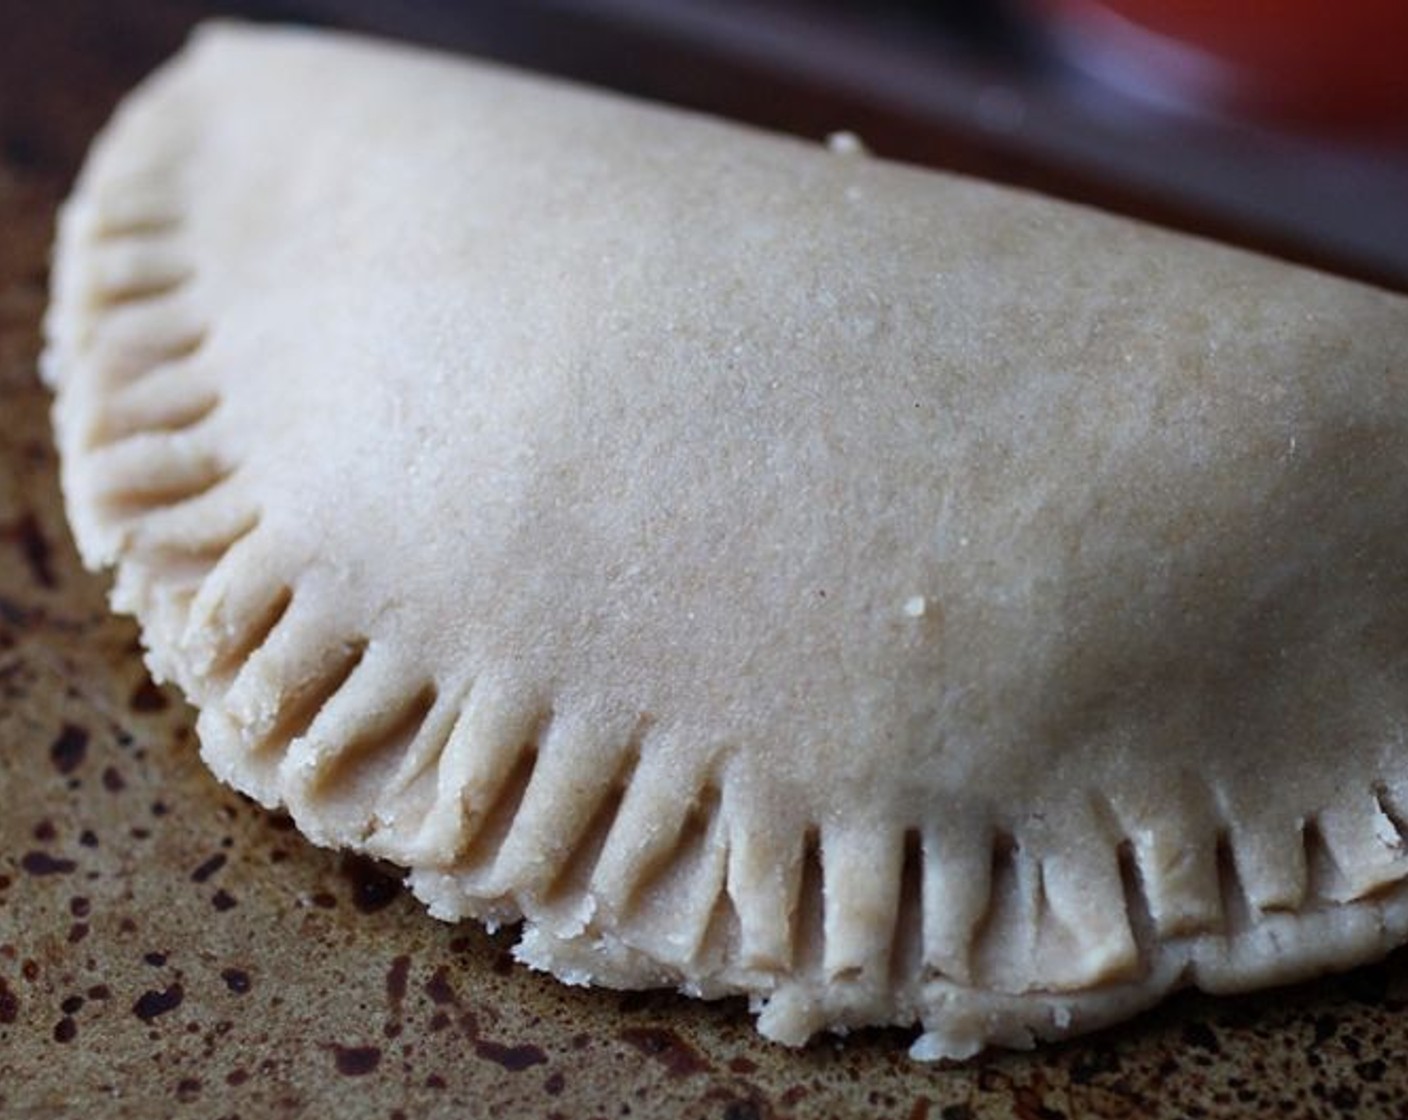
[43, 21, 1408, 1059]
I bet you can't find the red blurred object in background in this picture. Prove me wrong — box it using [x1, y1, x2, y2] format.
[1035, 0, 1408, 136]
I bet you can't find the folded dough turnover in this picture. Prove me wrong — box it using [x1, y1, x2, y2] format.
[44, 21, 1408, 1059]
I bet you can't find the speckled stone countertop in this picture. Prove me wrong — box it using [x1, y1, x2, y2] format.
[4, 3, 1408, 1117]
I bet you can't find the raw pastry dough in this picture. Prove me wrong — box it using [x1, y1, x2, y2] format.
[44, 22, 1408, 1059]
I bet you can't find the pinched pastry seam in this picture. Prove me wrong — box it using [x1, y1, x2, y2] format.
[42, 25, 1408, 1060]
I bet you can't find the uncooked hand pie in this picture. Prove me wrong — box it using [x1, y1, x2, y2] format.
[44, 21, 1408, 1059]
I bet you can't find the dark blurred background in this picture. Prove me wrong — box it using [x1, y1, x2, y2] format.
[4, 0, 1408, 290]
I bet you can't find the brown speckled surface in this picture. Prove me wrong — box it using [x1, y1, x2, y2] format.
[5, 3, 1408, 1117]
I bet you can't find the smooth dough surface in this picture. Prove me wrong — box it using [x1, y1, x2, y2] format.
[44, 21, 1408, 1059]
